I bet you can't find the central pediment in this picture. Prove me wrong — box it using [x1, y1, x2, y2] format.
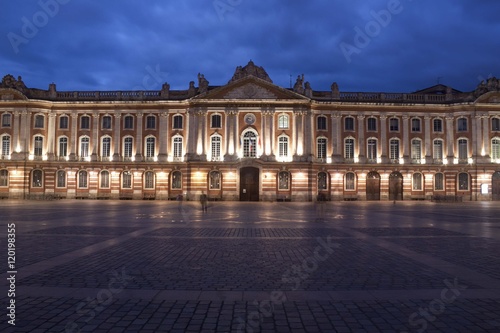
[193, 76, 309, 101]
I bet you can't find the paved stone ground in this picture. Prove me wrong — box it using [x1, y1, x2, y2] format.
[1, 200, 500, 332]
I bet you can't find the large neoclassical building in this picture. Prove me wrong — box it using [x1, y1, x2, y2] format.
[1, 61, 500, 201]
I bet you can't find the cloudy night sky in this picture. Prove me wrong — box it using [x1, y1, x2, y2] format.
[1, 0, 500, 94]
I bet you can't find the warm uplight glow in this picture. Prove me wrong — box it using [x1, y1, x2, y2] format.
[354, 156, 359, 163]
[453, 158, 458, 164]
[481, 148, 485, 157]
[443, 159, 448, 165]
[421, 158, 426, 164]
[326, 157, 332, 163]
[28, 154, 34, 160]
[399, 158, 404, 164]
[377, 157, 382, 164]
[468, 158, 473, 164]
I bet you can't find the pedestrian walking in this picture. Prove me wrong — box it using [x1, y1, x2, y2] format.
[200, 191, 208, 212]
[176, 193, 183, 212]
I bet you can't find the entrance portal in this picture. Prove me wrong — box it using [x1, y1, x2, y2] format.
[389, 171, 403, 200]
[366, 171, 381, 200]
[240, 167, 259, 201]
[493, 171, 500, 201]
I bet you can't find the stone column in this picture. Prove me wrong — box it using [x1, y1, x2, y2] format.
[380, 115, 388, 163]
[91, 112, 99, 161]
[305, 110, 313, 159]
[47, 113, 56, 160]
[332, 113, 342, 162]
[424, 116, 432, 163]
[357, 115, 365, 162]
[261, 106, 275, 159]
[113, 114, 121, 160]
[445, 115, 454, 163]
[293, 108, 305, 160]
[402, 115, 410, 163]
[11, 111, 21, 160]
[224, 107, 236, 160]
[135, 111, 143, 161]
[158, 112, 168, 162]
[483, 115, 490, 158]
[195, 108, 207, 160]
[69, 112, 78, 161]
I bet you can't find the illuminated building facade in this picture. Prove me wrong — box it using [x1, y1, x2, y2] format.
[1, 61, 500, 201]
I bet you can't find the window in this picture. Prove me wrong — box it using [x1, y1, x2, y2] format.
[433, 139, 443, 161]
[389, 118, 399, 131]
[318, 172, 327, 190]
[122, 171, 132, 189]
[173, 115, 183, 129]
[434, 173, 444, 191]
[0, 169, 8, 186]
[34, 115, 44, 128]
[102, 116, 112, 129]
[458, 139, 468, 160]
[367, 138, 377, 161]
[173, 137, 183, 159]
[433, 118, 443, 132]
[145, 137, 155, 158]
[458, 173, 469, 191]
[32, 170, 43, 187]
[1, 135, 10, 156]
[78, 170, 88, 188]
[411, 118, 421, 132]
[412, 173, 423, 191]
[317, 138, 327, 159]
[101, 137, 111, 158]
[58, 137, 68, 158]
[100, 170, 110, 188]
[34, 136, 43, 156]
[344, 138, 354, 160]
[146, 115, 156, 129]
[211, 135, 221, 161]
[243, 131, 257, 158]
[367, 117, 377, 131]
[278, 136, 288, 158]
[317, 116, 327, 130]
[209, 171, 221, 189]
[211, 114, 222, 128]
[171, 171, 182, 189]
[56, 170, 66, 188]
[493, 118, 500, 131]
[278, 171, 289, 190]
[411, 139, 422, 162]
[124, 116, 134, 129]
[389, 139, 399, 160]
[144, 171, 155, 189]
[492, 138, 500, 160]
[2, 114, 11, 127]
[80, 116, 90, 130]
[457, 118, 467, 132]
[344, 117, 354, 131]
[80, 137, 89, 158]
[123, 137, 133, 158]
[345, 172, 355, 190]
[278, 114, 289, 129]
[59, 116, 68, 129]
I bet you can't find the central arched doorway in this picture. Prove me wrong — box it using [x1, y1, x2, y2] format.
[493, 171, 500, 201]
[366, 171, 381, 200]
[240, 167, 259, 201]
[389, 171, 403, 200]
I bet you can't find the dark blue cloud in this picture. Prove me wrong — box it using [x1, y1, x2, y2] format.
[1, 0, 499, 94]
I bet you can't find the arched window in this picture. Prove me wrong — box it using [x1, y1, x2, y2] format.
[122, 171, 132, 189]
[1, 135, 10, 157]
[32, 170, 43, 187]
[433, 139, 443, 161]
[389, 138, 400, 160]
[278, 171, 289, 190]
[434, 173, 444, 191]
[491, 138, 500, 160]
[345, 172, 356, 190]
[56, 170, 66, 188]
[317, 137, 327, 159]
[173, 114, 183, 129]
[278, 114, 289, 129]
[78, 170, 88, 188]
[100, 170, 110, 188]
[458, 173, 469, 191]
[243, 131, 257, 158]
[412, 173, 423, 191]
[211, 114, 222, 128]
[0, 170, 9, 187]
[318, 172, 328, 190]
[317, 115, 327, 130]
[458, 138, 468, 161]
[144, 171, 155, 189]
[211, 135, 222, 161]
[209, 171, 221, 189]
[171, 171, 182, 189]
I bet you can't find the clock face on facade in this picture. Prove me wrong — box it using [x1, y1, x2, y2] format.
[244, 113, 256, 125]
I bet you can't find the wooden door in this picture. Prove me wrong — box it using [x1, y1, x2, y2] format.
[366, 171, 380, 200]
[240, 167, 259, 201]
